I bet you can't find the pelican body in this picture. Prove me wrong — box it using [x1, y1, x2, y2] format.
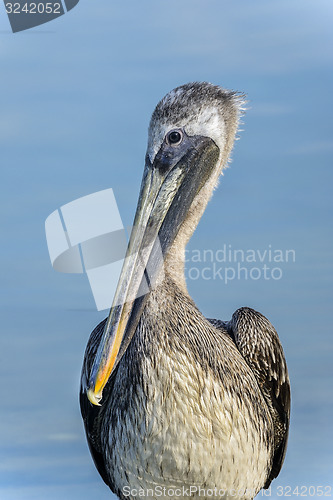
[80, 83, 290, 500]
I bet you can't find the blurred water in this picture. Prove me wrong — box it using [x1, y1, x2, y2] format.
[0, 1, 332, 499]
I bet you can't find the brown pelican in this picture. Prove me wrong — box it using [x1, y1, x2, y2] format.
[80, 82, 290, 500]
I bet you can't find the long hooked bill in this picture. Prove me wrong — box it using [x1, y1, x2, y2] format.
[86, 165, 185, 405]
[86, 133, 220, 405]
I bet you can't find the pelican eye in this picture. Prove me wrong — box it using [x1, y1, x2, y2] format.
[167, 129, 183, 145]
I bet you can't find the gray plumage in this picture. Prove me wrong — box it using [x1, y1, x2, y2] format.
[80, 82, 290, 500]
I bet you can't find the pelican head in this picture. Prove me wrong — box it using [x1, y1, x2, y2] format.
[86, 82, 244, 405]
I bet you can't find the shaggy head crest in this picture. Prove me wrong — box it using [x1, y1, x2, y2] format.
[147, 82, 245, 163]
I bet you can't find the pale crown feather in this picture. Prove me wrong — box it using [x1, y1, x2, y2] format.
[147, 82, 244, 165]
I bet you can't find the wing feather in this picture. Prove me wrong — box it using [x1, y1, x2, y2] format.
[80, 318, 116, 488]
[210, 307, 290, 488]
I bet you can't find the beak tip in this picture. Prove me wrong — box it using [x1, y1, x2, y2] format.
[87, 387, 103, 406]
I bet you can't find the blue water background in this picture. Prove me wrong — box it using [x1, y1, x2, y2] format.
[0, 1, 332, 498]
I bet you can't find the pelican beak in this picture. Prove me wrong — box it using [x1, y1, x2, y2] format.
[87, 132, 220, 405]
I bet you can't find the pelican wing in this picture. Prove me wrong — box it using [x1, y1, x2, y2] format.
[209, 307, 290, 488]
[80, 318, 116, 488]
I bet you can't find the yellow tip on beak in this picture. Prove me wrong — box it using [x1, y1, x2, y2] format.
[87, 312, 129, 406]
[87, 387, 102, 406]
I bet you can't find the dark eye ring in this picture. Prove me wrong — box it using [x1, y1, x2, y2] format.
[167, 129, 183, 145]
